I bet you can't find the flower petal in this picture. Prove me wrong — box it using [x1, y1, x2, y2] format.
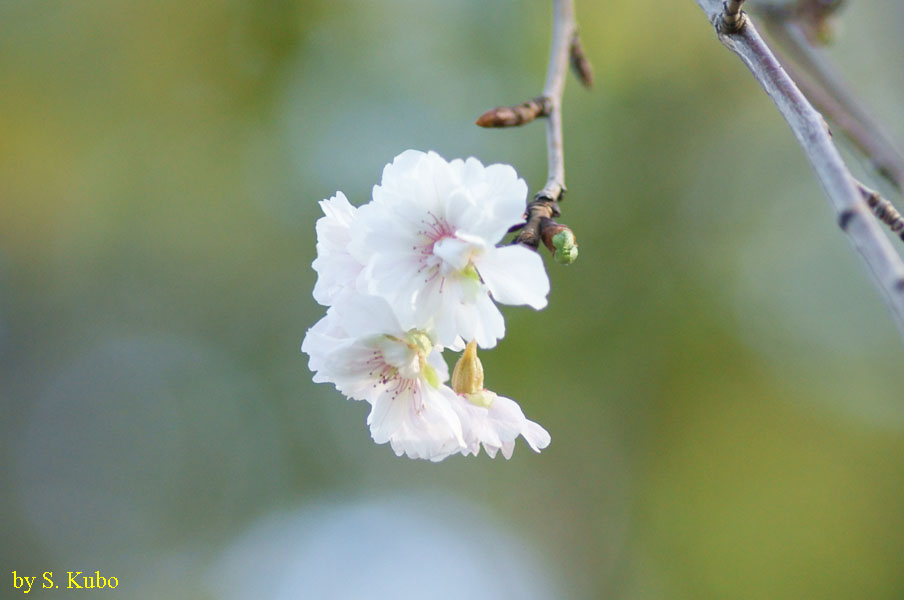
[311, 192, 362, 306]
[368, 382, 465, 461]
[475, 245, 549, 310]
[450, 161, 528, 244]
[448, 391, 551, 459]
[329, 293, 401, 340]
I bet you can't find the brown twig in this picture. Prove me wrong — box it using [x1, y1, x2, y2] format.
[476, 0, 586, 263]
[514, 0, 579, 262]
[693, 0, 904, 342]
[569, 30, 594, 88]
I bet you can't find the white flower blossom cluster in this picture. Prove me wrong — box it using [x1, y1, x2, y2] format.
[302, 150, 552, 461]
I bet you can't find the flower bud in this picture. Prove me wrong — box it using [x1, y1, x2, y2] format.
[552, 229, 578, 264]
[452, 341, 484, 395]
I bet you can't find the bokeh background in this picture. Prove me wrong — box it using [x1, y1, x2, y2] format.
[3, 1, 904, 598]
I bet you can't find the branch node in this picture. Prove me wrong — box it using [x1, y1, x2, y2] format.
[513, 196, 559, 245]
[535, 185, 565, 208]
[719, 0, 748, 34]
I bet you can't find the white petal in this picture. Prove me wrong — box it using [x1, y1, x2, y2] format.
[425, 347, 451, 383]
[460, 291, 505, 349]
[300, 312, 350, 381]
[378, 150, 427, 198]
[311, 192, 362, 306]
[450, 161, 528, 244]
[449, 391, 551, 459]
[329, 293, 401, 340]
[475, 245, 549, 310]
[488, 395, 550, 452]
[522, 420, 552, 452]
[318, 191, 355, 224]
[321, 340, 386, 401]
[368, 382, 465, 460]
[501, 442, 516, 460]
[425, 277, 504, 349]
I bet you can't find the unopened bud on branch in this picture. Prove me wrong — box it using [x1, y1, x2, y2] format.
[475, 97, 550, 128]
[552, 229, 578, 264]
[540, 220, 578, 265]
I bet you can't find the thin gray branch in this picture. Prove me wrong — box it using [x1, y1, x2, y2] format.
[507, 0, 581, 264]
[694, 0, 904, 341]
[538, 0, 576, 202]
[761, 15, 904, 191]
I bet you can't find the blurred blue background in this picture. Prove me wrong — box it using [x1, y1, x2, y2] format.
[2, 1, 904, 598]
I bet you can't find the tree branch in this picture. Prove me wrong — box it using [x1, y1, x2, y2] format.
[476, 0, 584, 264]
[537, 0, 574, 203]
[693, 0, 904, 342]
[514, 0, 579, 263]
[759, 11, 904, 191]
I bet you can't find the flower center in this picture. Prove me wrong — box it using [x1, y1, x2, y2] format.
[432, 236, 475, 273]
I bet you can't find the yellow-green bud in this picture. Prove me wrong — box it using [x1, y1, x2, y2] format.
[552, 229, 578, 265]
[451, 341, 484, 395]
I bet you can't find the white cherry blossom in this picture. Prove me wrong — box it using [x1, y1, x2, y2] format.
[349, 150, 550, 349]
[449, 341, 551, 458]
[450, 391, 551, 459]
[303, 151, 554, 461]
[302, 294, 466, 461]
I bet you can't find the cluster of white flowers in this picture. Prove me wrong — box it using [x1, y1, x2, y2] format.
[302, 150, 552, 461]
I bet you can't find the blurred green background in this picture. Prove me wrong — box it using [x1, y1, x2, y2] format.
[3, 1, 904, 598]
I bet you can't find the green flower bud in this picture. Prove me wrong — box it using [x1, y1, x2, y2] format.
[552, 229, 578, 265]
